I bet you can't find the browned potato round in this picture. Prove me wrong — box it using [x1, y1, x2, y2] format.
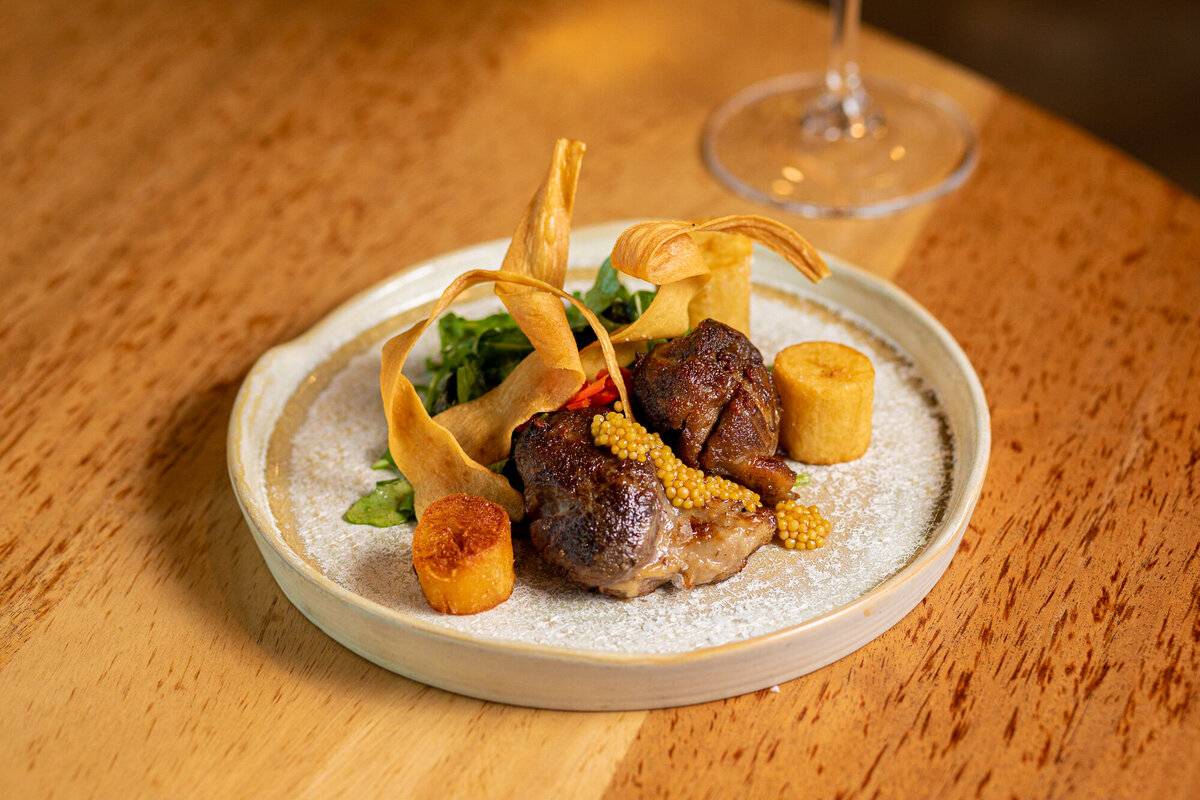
[412, 494, 514, 615]
[774, 341, 874, 464]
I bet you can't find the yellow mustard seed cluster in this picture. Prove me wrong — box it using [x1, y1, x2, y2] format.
[775, 499, 831, 550]
[590, 407, 832, 549]
[591, 408, 761, 512]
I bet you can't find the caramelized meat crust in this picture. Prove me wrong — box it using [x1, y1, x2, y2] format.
[515, 409, 675, 597]
[632, 319, 796, 504]
[514, 409, 775, 598]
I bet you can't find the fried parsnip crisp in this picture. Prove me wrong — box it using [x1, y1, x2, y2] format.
[687, 231, 753, 336]
[378, 139, 832, 522]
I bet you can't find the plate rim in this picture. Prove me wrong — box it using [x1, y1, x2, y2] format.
[227, 220, 990, 685]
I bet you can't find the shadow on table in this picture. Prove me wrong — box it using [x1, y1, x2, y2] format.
[143, 376, 430, 695]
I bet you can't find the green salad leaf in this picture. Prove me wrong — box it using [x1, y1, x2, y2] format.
[344, 477, 416, 527]
[345, 260, 655, 528]
[581, 257, 627, 313]
[371, 450, 397, 471]
[344, 460, 516, 528]
[417, 258, 655, 414]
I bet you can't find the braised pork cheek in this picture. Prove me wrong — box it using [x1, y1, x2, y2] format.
[514, 409, 775, 598]
[631, 319, 796, 504]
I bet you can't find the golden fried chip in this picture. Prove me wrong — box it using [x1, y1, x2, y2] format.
[580, 215, 831, 374]
[381, 269, 628, 519]
[687, 231, 753, 336]
[380, 142, 832, 522]
[433, 140, 588, 466]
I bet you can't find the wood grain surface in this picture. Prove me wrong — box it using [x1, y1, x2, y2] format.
[2, 1, 1196, 798]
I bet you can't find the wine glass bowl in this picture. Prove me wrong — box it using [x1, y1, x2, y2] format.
[702, 2, 978, 218]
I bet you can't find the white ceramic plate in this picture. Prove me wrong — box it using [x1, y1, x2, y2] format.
[228, 221, 989, 710]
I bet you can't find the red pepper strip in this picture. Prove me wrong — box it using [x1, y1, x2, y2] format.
[564, 377, 608, 407]
[560, 366, 635, 411]
[592, 387, 620, 405]
[608, 367, 633, 398]
[564, 385, 620, 411]
[594, 366, 632, 382]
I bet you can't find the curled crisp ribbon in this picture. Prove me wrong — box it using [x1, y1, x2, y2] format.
[381, 141, 831, 520]
[381, 269, 629, 519]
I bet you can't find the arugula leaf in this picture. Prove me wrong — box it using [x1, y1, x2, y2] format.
[630, 290, 656, 319]
[344, 460, 513, 528]
[581, 258, 629, 312]
[414, 259, 657, 415]
[455, 359, 484, 406]
[371, 450, 397, 471]
[346, 262, 661, 528]
[344, 477, 416, 527]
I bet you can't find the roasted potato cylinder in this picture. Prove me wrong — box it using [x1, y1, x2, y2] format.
[687, 231, 753, 336]
[774, 341, 874, 464]
[412, 494, 514, 614]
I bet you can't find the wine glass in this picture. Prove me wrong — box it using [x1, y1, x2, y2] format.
[702, 0, 978, 218]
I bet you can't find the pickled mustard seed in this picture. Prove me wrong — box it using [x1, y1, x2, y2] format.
[775, 499, 831, 550]
[590, 411, 760, 511]
[591, 411, 832, 548]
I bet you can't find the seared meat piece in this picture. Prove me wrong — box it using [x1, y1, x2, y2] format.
[673, 498, 777, 589]
[631, 318, 756, 464]
[514, 409, 674, 597]
[632, 319, 796, 504]
[514, 409, 775, 598]
[699, 363, 797, 504]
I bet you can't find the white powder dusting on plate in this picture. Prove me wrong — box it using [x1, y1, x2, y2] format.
[283, 286, 952, 655]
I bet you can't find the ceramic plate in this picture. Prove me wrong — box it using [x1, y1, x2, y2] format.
[228, 221, 989, 710]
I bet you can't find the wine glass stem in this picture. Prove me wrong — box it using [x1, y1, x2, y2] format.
[805, 0, 881, 140]
[826, 0, 864, 97]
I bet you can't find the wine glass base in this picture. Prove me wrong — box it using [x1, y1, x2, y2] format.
[703, 73, 979, 218]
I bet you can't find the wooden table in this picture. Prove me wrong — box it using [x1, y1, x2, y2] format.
[4, 1, 1197, 797]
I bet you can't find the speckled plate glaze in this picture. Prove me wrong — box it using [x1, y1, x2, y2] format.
[228, 221, 990, 710]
